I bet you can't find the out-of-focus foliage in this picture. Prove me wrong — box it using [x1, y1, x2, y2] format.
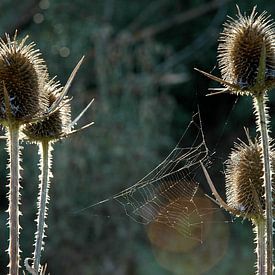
[0, 0, 275, 274]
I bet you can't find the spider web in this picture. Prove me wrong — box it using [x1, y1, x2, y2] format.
[76, 112, 226, 242]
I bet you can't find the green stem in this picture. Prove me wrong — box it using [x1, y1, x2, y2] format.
[254, 219, 266, 275]
[8, 125, 20, 275]
[254, 94, 273, 275]
[33, 141, 52, 273]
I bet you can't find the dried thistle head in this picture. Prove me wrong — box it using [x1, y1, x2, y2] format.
[23, 78, 94, 143]
[218, 6, 275, 95]
[225, 136, 275, 221]
[0, 33, 48, 124]
[23, 79, 71, 142]
[195, 6, 275, 96]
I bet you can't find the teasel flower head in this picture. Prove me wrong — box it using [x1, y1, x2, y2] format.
[23, 78, 94, 143]
[23, 79, 71, 143]
[225, 137, 266, 221]
[197, 6, 275, 273]
[195, 6, 275, 96]
[0, 33, 48, 125]
[201, 133, 275, 222]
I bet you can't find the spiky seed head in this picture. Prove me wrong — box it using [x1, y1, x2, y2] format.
[225, 137, 275, 221]
[218, 7, 275, 95]
[23, 80, 71, 142]
[0, 34, 48, 123]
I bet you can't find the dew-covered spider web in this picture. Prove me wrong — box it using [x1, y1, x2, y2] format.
[75, 112, 229, 243]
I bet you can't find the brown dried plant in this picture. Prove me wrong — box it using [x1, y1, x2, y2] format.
[197, 6, 275, 275]
[0, 33, 93, 275]
[23, 76, 93, 274]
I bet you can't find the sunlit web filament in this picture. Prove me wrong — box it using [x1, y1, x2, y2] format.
[75, 112, 218, 242]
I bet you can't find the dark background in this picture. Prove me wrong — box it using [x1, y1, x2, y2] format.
[0, 0, 275, 274]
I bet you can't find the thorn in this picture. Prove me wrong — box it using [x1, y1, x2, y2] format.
[13, 30, 18, 41]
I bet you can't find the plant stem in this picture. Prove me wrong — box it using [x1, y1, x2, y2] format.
[33, 141, 52, 273]
[254, 94, 273, 275]
[254, 219, 266, 275]
[8, 124, 21, 275]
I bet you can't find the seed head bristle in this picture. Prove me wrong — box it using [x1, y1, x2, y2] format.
[0, 34, 48, 122]
[225, 137, 275, 221]
[23, 79, 71, 142]
[218, 6, 275, 94]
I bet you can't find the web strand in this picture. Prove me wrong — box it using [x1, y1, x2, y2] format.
[75, 112, 230, 242]
[112, 112, 214, 241]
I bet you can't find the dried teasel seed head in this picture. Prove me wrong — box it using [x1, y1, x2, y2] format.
[23, 79, 71, 142]
[225, 137, 275, 221]
[0, 33, 48, 123]
[218, 6, 275, 95]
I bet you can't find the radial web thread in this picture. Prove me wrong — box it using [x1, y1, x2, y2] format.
[111, 112, 213, 241]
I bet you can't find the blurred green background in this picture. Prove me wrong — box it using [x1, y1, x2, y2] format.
[0, 0, 275, 274]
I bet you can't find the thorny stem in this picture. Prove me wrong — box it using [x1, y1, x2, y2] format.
[254, 94, 273, 275]
[8, 124, 21, 275]
[33, 141, 52, 274]
[201, 149, 269, 275]
[254, 219, 266, 275]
